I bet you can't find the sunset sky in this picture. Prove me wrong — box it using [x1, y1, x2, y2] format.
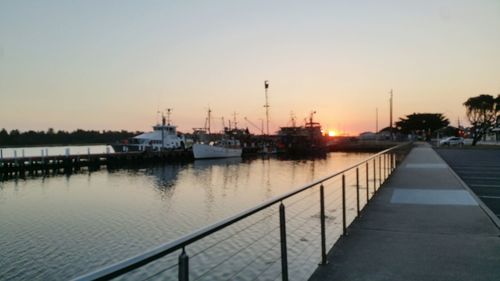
[1, 1, 499, 135]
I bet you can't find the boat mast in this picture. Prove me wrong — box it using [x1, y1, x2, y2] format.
[166, 108, 172, 126]
[233, 112, 238, 129]
[308, 111, 316, 127]
[161, 111, 166, 150]
[264, 80, 270, 135]
[206, 108, 211, 134]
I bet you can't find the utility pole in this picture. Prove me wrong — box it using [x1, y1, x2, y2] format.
[264, 80, 270, 135]
[389, 89, 393, 140]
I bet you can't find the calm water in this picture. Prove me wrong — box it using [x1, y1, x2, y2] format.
[0, 152, 374, 280]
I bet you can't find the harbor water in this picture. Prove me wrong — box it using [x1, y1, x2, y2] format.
[0, 150, 374, 280]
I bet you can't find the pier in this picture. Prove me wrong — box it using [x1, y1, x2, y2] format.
[0, 150, 193, 179]
[309, 142, 500, 281]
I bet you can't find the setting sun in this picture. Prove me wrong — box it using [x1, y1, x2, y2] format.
[328, 130, 337, 137]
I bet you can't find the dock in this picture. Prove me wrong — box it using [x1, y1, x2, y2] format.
[0, 150, 193, 179]
[309, 142, 500, 281]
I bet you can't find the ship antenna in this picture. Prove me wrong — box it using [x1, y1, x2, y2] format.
[166, 108, 173, 126]
[290, 111, 296, 127]
[264, 80, 270, 135]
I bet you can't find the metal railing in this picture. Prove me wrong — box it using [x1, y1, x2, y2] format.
[73, 143, 412, 281]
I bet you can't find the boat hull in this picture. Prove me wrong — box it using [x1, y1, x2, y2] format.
[111, 144, 141, 153]
[192, 144, 242, 159]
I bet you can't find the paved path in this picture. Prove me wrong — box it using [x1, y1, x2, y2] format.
[309, 142, 500, 281]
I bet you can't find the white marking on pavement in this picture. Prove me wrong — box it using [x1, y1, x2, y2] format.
[463, 176, 500, 181]
[405, 163, 448, 169]
[470, 184, 500, 188]
[391, 189, 477, 206]
[479, 195, 500, 199]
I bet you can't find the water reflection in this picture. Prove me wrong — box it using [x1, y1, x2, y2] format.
[144, 164, 184, 201]
[193, 157, 243, 169]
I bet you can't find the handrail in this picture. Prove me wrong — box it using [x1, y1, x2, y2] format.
[73, 142, 411, 281]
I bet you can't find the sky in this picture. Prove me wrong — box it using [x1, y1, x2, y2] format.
[1, 0, 499, 135]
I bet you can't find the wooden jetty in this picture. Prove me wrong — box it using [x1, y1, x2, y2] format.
[0, 150, 193, 180]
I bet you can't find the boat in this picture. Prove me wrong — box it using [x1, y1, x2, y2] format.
[191, 109, 243, 159]
[111, 110, 186, 152]
[277, 111, 327, 155]
[192, 139, 242, 159]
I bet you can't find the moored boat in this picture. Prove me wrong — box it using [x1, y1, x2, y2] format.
[192, 139, 242, 159]
[277, 111, 327, 155]
[111, 110, 186, 153]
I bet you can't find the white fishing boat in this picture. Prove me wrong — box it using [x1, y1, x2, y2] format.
[192, 139, 242, 159]
[111, 110, 186, 152]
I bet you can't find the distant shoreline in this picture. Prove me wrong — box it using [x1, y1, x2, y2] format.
[0, 129, 138, 148]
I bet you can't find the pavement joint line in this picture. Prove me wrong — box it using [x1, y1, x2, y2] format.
[434, 148, 500, 230]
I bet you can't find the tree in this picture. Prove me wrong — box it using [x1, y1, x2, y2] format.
[396, 113, 449, 140]
[0, 128, 8, 145]
[463, 94, 500, 145]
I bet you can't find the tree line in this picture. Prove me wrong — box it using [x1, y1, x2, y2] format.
[0, 128, 140, 147]
[392, 94, 499, 145]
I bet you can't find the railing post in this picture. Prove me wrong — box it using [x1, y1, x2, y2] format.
[279, 202, 289, 281]
[373, 158, 376, 193]
[387, 153, 390, 176]
[391, 153, 396, 171]
[366, 162, 369, 202]
[378, 155, 381, 187]
[342, 174, 347, 236]
[383, 154, 386, 181]
[356, 168, 360, 217]
[179, 247, 189, 281]
[319, 184, 327, 265]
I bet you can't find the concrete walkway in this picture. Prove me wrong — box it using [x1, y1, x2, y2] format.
[309, 143, 500, 281]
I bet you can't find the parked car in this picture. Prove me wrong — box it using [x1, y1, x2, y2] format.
[439, 137, 464, 146]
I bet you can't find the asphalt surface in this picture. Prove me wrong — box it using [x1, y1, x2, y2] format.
[437, 148, 500, 218]
[309, 143, 500, 281]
